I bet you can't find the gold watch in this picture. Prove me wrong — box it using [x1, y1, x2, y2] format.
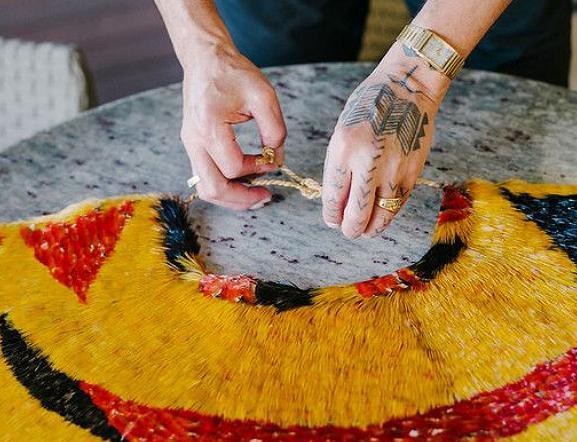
[396, 24, 465, 80]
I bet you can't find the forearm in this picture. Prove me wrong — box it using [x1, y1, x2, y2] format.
[154, 1, 286, 211]
[413, 0, 512, 57]
[375, 0, 511, 102]
[154, 0, 236, 67]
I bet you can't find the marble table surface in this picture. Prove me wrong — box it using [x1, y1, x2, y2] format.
[2, 63, 577, 287]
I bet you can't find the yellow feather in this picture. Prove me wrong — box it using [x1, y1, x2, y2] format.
[1, 181, 577, 437]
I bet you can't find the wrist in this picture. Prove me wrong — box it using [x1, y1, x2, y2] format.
[155, 0, 237, 70]
[373, 41, 452, 103]
[178, 37, 239, 71]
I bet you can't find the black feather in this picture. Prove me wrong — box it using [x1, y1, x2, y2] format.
[501, 188, 577, 265]
[410, 237, 466, 281]
[255, 280, 315, 312]
[156, 198, 200, 271]
[0, 315, 121, 440]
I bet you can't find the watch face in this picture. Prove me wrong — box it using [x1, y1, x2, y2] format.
[421, 38, 453, 67]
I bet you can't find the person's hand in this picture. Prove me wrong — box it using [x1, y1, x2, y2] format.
[181, 44, 287, 210]
[322, 43, 450, 238]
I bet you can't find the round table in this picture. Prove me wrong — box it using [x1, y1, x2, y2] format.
[2, 63, 577, 287]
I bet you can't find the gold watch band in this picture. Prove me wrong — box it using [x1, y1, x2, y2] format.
[396, 24, 465, 80]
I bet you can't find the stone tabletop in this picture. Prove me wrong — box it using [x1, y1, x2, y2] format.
[2, 62, 577, 287]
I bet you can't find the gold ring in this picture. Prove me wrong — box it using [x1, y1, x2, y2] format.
[256, 146, 277, 165]
[376, 197, 403, 213]
[187, 175, 201, 188]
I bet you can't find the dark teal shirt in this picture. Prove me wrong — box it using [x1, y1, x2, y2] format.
[216, 0, 571, 86]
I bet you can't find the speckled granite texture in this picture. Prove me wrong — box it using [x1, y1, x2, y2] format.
[2, 63, 577, 287]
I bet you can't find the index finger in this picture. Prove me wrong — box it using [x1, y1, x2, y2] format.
[321, 145, 352, 228]
[208, 123, 279, 180]
[189, 142, 272, 211]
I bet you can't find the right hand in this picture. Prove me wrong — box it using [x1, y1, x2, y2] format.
[181, 44, 287, 210]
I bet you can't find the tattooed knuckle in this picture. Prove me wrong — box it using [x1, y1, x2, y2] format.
[324, 166, 348, 194]
[323, 191, 339, 205]
[323, 211, 340, 225]
[321, 191, 333, 204]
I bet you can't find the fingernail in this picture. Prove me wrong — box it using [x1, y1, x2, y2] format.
[249, 197, 272, 210]
[326, 222, 340, 229]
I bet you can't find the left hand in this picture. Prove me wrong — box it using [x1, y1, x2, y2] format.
[322, 44, 450, 238]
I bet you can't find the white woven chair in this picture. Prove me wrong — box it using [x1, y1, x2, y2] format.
[0, 37, 91, 151]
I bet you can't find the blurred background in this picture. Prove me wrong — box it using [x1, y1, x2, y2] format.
[1, 0, 181, 104]
[1, 0, 576, 149]
[0, 0, 412, 105]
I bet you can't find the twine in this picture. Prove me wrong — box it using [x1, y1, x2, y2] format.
[186, 166, 440, 202]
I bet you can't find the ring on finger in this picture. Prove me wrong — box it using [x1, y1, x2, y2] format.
[256, 145, 277, 165]
[375, 196, 403, 213]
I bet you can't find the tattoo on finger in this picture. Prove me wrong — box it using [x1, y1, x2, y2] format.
[376, 218, 392, 234]
[371, 152, 383, 162]
[356, 170, 376, 212]
[398, 186, 411, 198]
[324, 167, 348, 222]
[325, 197, 341, 217]
[331, 166, 347, 190]
[389, 182, 411, 199]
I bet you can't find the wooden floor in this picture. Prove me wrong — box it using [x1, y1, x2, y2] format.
[1, 0, 182, 104]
